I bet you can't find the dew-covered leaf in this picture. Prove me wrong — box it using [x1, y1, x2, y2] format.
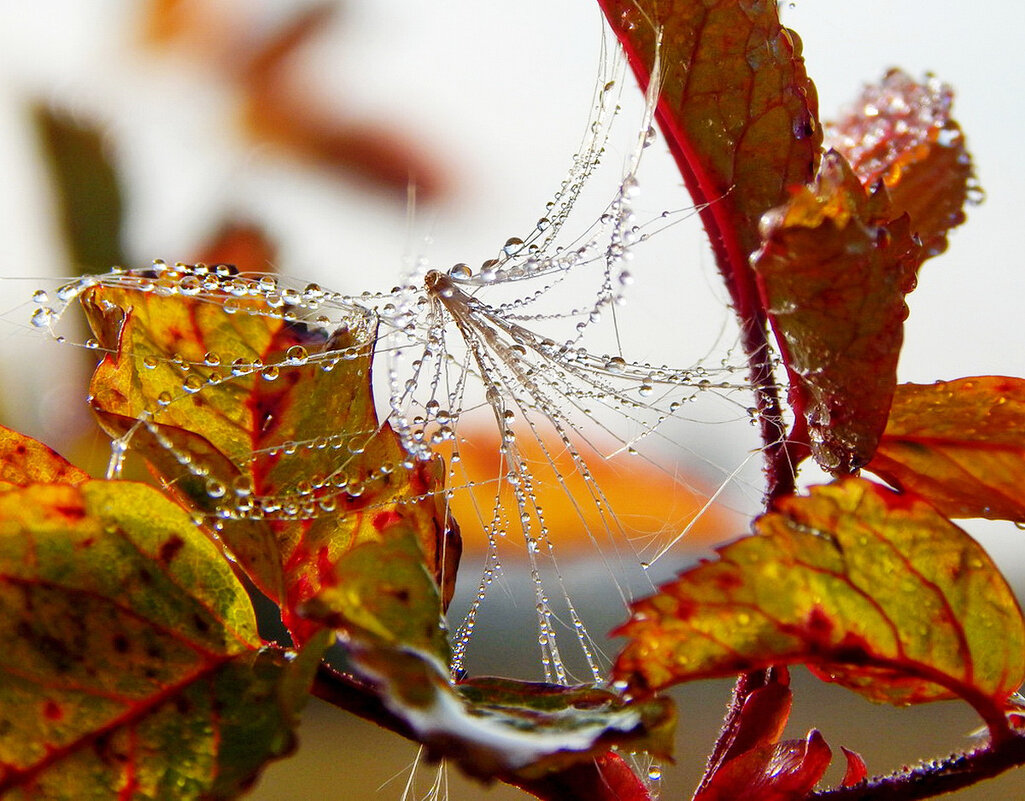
[614, 478, 1025, 721]
[597, 0, 820, 313]
[32, 105, 125, 276]
[869, 376, 1025, 522]
[0, 423, 89, 487]
[752, 152, 922, 473]
[827, 69, 977, 259]
[80, 274, 458, 648]
[342, 645, 674, 782]
[694, 730, 831, 801]
[0, 479, 324, 798]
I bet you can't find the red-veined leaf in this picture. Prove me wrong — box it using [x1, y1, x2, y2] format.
[0, 479, 325, 798]
[340, 645, 674, 783]
[80, 272, 458, 649]
[827, 69, 977, 259]
[613, 478, 1025, 729]
[752, 152, 922, 473]
[869, 377, 1025, 522]
[597, 0, 821, 321]
[0, 423, 89, 487]
[694, 730, 831, 801]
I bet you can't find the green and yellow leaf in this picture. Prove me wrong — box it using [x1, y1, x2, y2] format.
[614, 478, 1025, 724]
[0, 480, 323, 798]
[81, 276, 457, 648]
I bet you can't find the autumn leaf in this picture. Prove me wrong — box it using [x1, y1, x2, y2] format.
[827, 69, 977, 259]
[868, 376, 1025, 522]
[142, 1, 448, 200]
[694, 730, 831, 801]
[752, 152, 922, 473]
[0, 479, 324, 798]
[0, 423, 89, 487]
[80, 270, 458, 648]
[613, 478, 1025, 731]
[338, 645, 674, 782]
[195, 221, 278, 273]
[597, 0, 820, 322]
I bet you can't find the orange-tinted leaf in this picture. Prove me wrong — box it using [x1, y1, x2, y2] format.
[0, 480, 323, 797]
[196, 221, 278, 273]
[446, 425, 738, 553]
[715, 667, 792, 769]
[695, 730, 831, 801]
[0, 424, 88, 487]
[869, 377, 1025, 522]
[344, 646, 674, 782]
[614, 478, 1025, 724]
[597, 0, 820, 316]
[828, 69, 977, 259]
[80, 267, 458, 649]
[840, 746, 868, 787]
[752, 153, 922, 473]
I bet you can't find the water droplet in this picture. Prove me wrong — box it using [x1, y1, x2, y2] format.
[157, 391, 173, 406]
[32, 289, 49, 304]
[183, 375, 205, 393]
[605, 356, 627, 373]
[284, 345, 309, 365]
[643, 125, 657, 147]
[449, 263, 472, 280]
[30, 308, 54, 328]
[205, 478, 226, 498]
[503, 237, 525, 256]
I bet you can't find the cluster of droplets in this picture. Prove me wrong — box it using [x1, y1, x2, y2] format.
[22, 35, 762, 691]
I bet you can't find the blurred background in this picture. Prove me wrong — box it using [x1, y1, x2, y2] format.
[0, 1, 1023, 798]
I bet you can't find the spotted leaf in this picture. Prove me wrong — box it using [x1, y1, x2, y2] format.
[614, 478, 1025, 728]
[0, 479, 324, 798]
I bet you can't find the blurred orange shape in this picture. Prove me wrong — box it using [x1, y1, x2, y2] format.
[442, 424, 737, 557]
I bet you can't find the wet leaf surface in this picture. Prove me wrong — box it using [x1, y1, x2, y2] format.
[869, 376, 1025, 521]
[827, 69, 977, 259]
[81, 275, 457, 648]
[614, 478, 1025, 722]
[0, 479, 323, 798]
[597, 0, 821, 313]
[752, 153, 922, 473]
[342, 645, 674, 782]
[0, 424, 89, 487]
[694, 730, 831, 801]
